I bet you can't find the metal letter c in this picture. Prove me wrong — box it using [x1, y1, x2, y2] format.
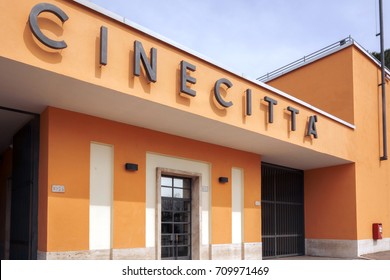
[214, 78, 233, 108]
[29, 3, 69, 49]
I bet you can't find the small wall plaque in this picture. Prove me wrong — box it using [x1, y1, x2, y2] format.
[52, 185, 65, 193]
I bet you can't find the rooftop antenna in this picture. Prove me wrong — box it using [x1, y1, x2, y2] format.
[378, 0, 387, 160]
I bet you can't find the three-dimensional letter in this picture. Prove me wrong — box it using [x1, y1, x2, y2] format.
[134, 40, 157, 82]
[214, 78, 233, 108]
[29, 3, 69, 49]
[180, 61, 196, 96]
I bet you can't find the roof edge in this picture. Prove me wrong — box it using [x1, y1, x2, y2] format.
[258, 37, 390, 83]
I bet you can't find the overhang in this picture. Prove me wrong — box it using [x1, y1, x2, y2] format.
[0, 56, 352, 170]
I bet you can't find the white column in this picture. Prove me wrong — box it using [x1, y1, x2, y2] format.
[232, 168, 243, 244]
[89, 143, 113, 250]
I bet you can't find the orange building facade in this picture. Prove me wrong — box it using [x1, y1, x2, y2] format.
[0, 0, 389, 259]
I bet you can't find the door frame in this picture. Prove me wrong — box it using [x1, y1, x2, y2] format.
[156, 168, 202, 260]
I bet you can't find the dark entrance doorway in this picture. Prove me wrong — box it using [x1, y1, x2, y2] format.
[160, 175, 192, 260]
[261, 163, 304, 259]
[0, 107, 39, 260]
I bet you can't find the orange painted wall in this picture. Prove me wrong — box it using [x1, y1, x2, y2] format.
[267, 47, 355, 124]
[351, 47, 390, 239]
[4, 0, 386, 249]
[40, 106, 261, 251]
[277, 45, 390, 241]
[305, 164, 357, 239]
[0, 0, 356, 163]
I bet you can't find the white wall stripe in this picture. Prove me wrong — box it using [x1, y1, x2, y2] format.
[89, 143, 113, 250]
[232, 168, 243, 244]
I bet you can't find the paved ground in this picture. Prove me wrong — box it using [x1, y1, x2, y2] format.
[360, 250, 390, 260]
[275, 250, 390, 260]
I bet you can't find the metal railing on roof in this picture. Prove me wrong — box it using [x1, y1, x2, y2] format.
[257, 36, 354, 82]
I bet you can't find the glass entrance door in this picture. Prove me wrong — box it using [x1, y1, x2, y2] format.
[161, 176, 191, 260]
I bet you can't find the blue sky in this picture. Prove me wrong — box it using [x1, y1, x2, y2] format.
[88, 0, 389, 79]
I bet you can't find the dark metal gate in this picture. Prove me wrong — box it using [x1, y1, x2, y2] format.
[261, 163, 304, 259]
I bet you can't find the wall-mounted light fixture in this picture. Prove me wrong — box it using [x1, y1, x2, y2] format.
[125, 163, 138, 171]
[218, 177, 229, 183]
